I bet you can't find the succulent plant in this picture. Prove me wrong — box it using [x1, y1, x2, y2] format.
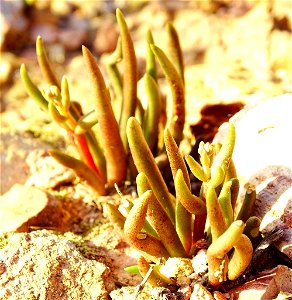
[20, 8, 260, 290]
[106, 118, 260, 288]
[20, 9, 185, 195]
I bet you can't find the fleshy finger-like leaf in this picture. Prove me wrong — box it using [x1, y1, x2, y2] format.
[36, 36, 60, 87]
[164, 129, 192, 253]
[124, 190, 169, 258]
[175, 170, 206, 215]
[164, 128, 193, 253]
[116, 8, 138, 151]
[60, 76, 70, 114]
[236, 187, 256, 222]
[142, 73, 161, 152]
[218, 181, 234, 227]
[228, 234, 253, 281]
[207, 220, 245, 259]
[103, 203, 125, 235]
[229, 178, 240, 210]
[150, 44, 185, 145]
[210, 123, 236, 188]
[166, 22, 184, 84]
[136, 172, 187, 257]
[121, 195, 159, 239]
[106, 37, 123, 110]
[48, 100, 67, 124]
[206, 187, 227, 241]
[207, 220, 246, 287]
[185, 155, 207, 182]
[207, 254, 228, 287]
[20, 64, 48, 111]
[243, 216, 261, 239]
[82, 46, 127, 186]
[146, 30, 157, 81]
[127, 117, 175, 223]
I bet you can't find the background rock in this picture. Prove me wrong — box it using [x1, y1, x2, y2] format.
[0, 133, 51, 194]
[0, 231, 115, 300]
[25, 150, 75, 190]
[227, 265, 292, 300]
[0, 0, 29, 51]
[0, 184, 49, 233]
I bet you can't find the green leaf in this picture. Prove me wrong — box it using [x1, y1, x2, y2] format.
[206, 187, 227, 241]
[185, 155, 207, 182]
[116, 8, 138, 152]
[236, 187, 256, 222]
[20, 64, 48, 111]
[127, 117, 175, 223]
[218, 181, 234, 227]
[210, 123, 236, 187]
[142, 73, 161, 152]
[151, 44, 185, 145]
[207, 220, 245, 259]
[174, 169, 206, 215]
[166, 22, 184, 84]
[136, 172, 186, 257]
[36, 36, 60, 87]
[228, 234, 253, 281]
[124, 190, 169, 258]
[146, 30, 157, 81]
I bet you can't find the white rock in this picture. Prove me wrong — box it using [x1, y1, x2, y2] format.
[191, 283, 215, 300]
[191, 249, 208, 279]
[159, 257, 194, 285]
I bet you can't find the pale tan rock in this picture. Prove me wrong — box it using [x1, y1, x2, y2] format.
[0, 231, 114, 300]
[0, 184, 48, 233]
[110, 286, 143, 300]
[25, 149, 75, 190]
[110, 286, 174, 300]
[87, 228, 142, 287]
[0, 184, 70, 233]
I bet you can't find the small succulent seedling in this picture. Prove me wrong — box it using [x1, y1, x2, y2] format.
[106, 118, 260, 288]
[20, 9, 186, 194]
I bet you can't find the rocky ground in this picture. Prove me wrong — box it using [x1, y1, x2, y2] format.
[1, 1, 292, 299]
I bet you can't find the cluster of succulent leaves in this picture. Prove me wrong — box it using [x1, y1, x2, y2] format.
[109, 119, 260, 287]
[20, 8, 185, 196]
[20, 9, 261, 288]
